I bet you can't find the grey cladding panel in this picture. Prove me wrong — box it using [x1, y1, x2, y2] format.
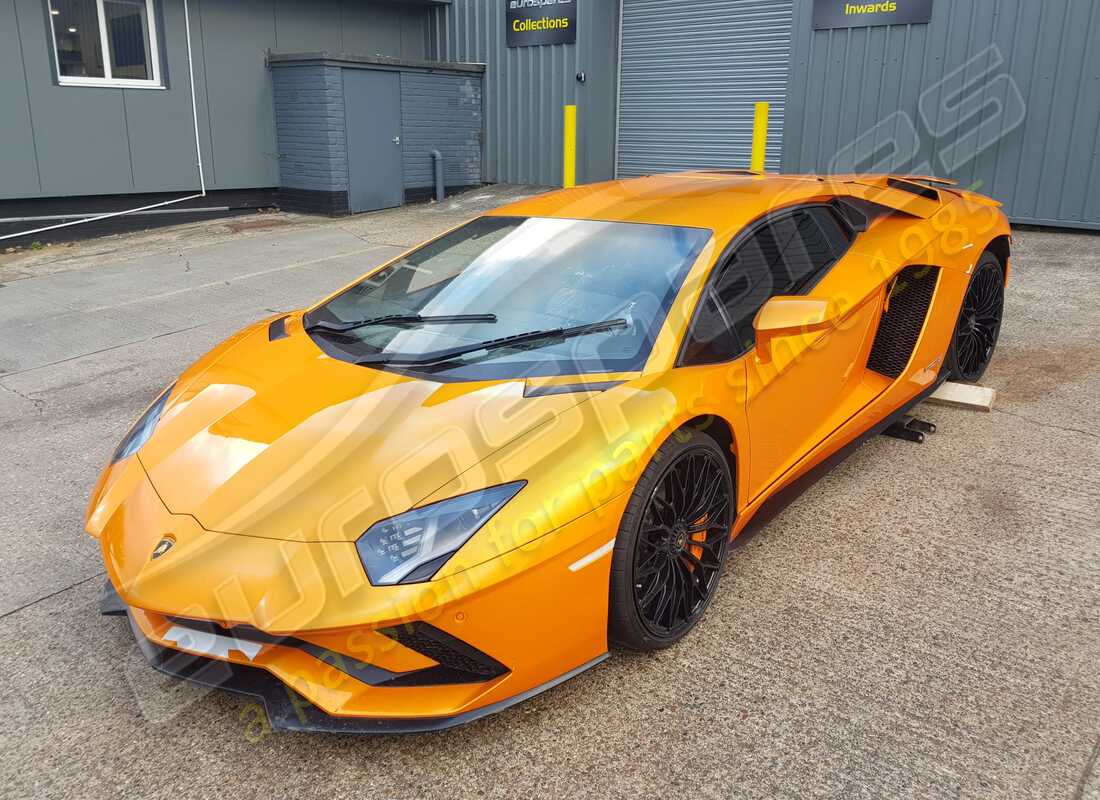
[122, 0, 211, 192]
[13, 0, 133, 196]
[0, 0, 40, 196]
[398, 4, 429, 59]
[342, 2, 403, 55]
[274, 0, 343, 51]
[25, 87, 133, 197]
[336, 1, 429, 59]
[782, 0, 1100, 229]
[198, 0, 281, 189]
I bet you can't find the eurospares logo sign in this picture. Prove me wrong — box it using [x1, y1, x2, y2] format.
[812, 0, 932, 29]
[506, 0, 576, 47]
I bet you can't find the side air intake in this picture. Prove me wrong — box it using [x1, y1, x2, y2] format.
[866, 265, 940, 379]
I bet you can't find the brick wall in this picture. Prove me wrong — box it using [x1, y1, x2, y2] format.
[270, 61, 483, 214]
[271, 65, 348, 194]
[400, 73, 483, 191]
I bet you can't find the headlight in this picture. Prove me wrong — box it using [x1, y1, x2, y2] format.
[356, 481, 526, 585]
[111, 383, 175, 463]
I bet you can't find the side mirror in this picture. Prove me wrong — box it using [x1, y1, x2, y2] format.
[752, 296, 841, 363]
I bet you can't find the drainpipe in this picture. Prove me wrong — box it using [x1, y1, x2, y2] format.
[429, 150, 445, 203]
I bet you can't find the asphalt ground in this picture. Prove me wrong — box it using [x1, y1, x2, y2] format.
[0, 187, 1097, 799]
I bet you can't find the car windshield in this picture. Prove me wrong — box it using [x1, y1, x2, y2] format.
[306, 216, 711, 380]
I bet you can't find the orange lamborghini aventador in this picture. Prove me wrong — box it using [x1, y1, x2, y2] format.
[88, 172, 1009, 732]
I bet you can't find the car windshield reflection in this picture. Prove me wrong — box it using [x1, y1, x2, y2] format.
[306, 216, 712, 380]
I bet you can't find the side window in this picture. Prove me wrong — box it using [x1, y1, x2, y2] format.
[776, 207, 852, 294]
[813, 205, 855, 255]
[680, 293, 738, 365]
[716, 223, 778, 349]
[682, 225, 777, 364]
[681, 205, 853, 366]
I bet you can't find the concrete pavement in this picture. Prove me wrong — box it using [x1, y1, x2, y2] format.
[0, 189, 1097, 799]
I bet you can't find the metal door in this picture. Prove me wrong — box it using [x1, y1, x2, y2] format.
[616, 0, 794, 176]
[344, 69, 403, 213]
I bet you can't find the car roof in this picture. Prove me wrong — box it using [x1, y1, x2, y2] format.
[486, 172, 838, 242]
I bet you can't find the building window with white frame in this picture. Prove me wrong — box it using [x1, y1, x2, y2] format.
[47, 0, 162, 87]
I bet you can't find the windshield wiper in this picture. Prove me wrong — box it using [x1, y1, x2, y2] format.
[356, 318, 629, 367]
[306, 313, 497, 334]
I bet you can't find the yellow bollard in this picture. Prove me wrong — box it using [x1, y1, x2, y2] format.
[563, 104, 577, 188]
[750, 101, 769, 173]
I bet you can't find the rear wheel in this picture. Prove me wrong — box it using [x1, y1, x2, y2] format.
[946, 252, 1004, 383]
[608, 429, 733, 651]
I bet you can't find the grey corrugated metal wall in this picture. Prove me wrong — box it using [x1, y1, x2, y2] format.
[0, 0, 431, 201]
[617, 0, 793, 177]
[782, 0, 1100, 230]
[428, 0, 619, 186]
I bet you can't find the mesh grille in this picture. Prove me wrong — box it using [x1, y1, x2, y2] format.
[867, 266, 940, 378]
[380, 623, 508, 683]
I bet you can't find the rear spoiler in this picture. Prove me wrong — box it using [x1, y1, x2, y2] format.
[888, 174, 958, 187]
[832, 174, 959, 219]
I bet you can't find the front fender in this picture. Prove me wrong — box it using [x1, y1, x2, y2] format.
[430, 365, 749, 579]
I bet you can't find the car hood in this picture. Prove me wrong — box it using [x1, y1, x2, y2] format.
[138, 320, 594, 542]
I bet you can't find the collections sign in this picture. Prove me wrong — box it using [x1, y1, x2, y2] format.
[506, 0, 576, 47]
[812, 0, 933, 29]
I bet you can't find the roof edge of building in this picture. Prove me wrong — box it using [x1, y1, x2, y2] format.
[266, 51, 485, 74]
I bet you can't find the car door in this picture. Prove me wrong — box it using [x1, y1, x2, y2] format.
[682, 205, 871, 501]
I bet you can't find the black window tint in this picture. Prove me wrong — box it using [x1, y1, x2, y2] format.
[681, 293, 738, 365]
[718, 226, 776, 347]
[682, 227, 776, 364]
[814, 206, 853, 255]
[769, 209, 846, 294]
[773, 212, 821, 290]
[681, 206, 854, 366]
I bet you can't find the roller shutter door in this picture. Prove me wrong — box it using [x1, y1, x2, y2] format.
[616, 0, 794, 177]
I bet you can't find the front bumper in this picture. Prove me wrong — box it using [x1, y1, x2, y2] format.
[108, 587, 606, 733]
[93, 458, 626, 730]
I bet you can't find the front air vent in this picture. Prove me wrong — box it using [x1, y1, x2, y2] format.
[523, 380, 624, 398]
[866, 266, 940, 379]
[268, 316, 289, 341]
[163, 616, 507, 687]
[379, 622, 509, 686]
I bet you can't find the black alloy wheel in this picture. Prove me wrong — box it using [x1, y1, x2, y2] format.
[608, 429, 733, 650]
[948, 252, 1005, 383]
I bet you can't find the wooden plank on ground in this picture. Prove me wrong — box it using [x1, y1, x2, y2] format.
[925, 382, 996, 412]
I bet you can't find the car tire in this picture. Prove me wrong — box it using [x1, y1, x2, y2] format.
[608, 427, 733, 651]
[945, 251, 1005, 383]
